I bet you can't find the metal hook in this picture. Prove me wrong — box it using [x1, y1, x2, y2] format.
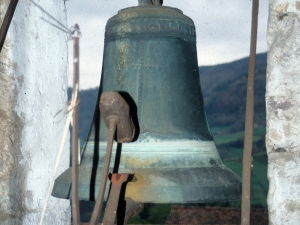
[70, 24, 82, 40]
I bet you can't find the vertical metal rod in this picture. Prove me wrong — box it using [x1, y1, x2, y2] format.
[71, 24, 81, 225]
[78, 138, 81, 165]
[102, 173, 129, 225]
[0, 0, 19, 52]
[89, 119, 118, 225]
[241, 0, 259, 225]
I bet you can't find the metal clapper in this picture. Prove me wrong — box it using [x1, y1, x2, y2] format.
[89, 92, 135, 225]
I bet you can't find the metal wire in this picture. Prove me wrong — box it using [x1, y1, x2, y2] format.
[39, 84, 78, 225]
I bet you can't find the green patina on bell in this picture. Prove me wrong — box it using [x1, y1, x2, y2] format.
[52, 0, 242, 203]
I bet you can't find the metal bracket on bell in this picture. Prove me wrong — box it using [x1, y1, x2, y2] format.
[152, 0, 163, 5]
[102, 173, 130, 225]
[138, 0, 163, 6]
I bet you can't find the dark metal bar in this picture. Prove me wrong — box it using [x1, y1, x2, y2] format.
[241, 0, 259, 224]
[89, 119, 118, 225]
[102, 174, 129, 225]
[0, 0, 19, 52]
[71, 24, 81, 225]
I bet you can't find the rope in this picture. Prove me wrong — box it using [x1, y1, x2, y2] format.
[39, 84, 79, 225]
[241, 0, 259, 224]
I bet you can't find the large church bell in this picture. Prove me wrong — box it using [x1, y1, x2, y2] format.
[52, 0, 241, 204]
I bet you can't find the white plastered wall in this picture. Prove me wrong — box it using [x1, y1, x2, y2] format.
[0, 0, 71, 224]
[266, 1, 300, 224]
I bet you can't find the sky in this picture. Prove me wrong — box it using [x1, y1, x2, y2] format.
[65, 0, 269, 90]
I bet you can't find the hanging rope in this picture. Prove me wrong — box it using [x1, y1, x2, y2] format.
[39, 84, 79, 225]
[71, 24, 81, 225]
[241, 0, 259, 224]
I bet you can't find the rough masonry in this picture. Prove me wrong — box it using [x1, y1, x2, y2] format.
[267, 0, 300, 224]
[0, 0, 70, 224]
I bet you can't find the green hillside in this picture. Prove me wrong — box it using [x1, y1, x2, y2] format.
[200, 52, 266, 132]
[199, 52, 268, 209]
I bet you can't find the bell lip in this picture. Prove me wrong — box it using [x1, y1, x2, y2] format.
[51, 166, 241, 203]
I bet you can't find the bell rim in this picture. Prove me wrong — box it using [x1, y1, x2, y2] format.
[52, 166, 241, 203]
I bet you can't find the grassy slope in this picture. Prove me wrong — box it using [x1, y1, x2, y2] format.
[216, 127, 268, 208]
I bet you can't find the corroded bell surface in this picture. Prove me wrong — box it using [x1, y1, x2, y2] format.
[52, 1, 242, 203]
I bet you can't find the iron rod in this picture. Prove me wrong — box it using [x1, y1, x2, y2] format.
[241, 0, 259, 224]
[0, 0, 19, 52]
[102, 174, 129, 225]
[89, 119, 118, 225]
[71, 24, 81, 225]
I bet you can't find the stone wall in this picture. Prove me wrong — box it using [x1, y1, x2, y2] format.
[266, 1, 300, 224]
[0, 0, 70, 224]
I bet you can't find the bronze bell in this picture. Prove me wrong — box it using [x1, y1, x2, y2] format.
[52, 0, 242, 203]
